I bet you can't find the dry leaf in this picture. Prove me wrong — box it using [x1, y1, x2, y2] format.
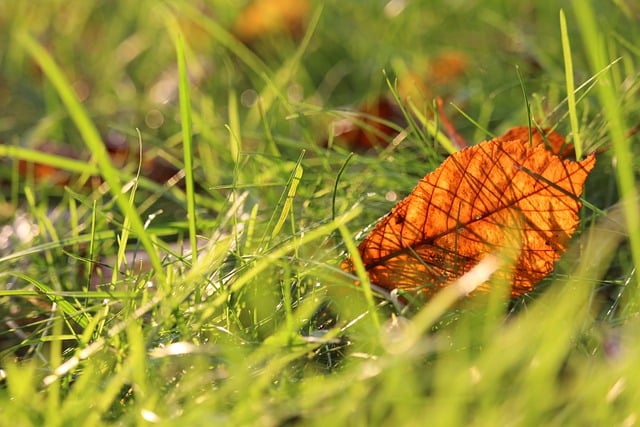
[341, 127, 596, 299]
[331, 51, 469, 151]
[9, 136, 184, 189]
[330, 98, 405, 150]
[232, 0, 309, 43]
[14, 141, 79, 185]
[397, 50, 469, 101]
[428, 51, 469, 86]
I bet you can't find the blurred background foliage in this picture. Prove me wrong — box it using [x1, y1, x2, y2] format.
[1, 1, 636, 231]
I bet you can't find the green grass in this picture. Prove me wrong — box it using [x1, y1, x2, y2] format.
[1, 1, 640, 425]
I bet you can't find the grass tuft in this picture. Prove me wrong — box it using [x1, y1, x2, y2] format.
[1, 1, 639, 425]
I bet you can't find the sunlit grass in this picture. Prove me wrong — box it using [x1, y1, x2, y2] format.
[0, 1, 639, 425]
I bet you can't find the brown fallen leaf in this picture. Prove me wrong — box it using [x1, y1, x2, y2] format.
[330, 98, 405, 150]
[6, 136, 186, 189]
[341, 126, 596, 299]
[8, 141, 77, 185]
[331, 50, 469, 151]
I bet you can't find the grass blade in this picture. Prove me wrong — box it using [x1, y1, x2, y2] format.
[271, 154, 304, 240]
[572, 2, 640, 311]
[17, 33, 165, 283]
[560, 9, 583, 159]
[339, 222, 381, 333]
[0, 145, 99, 175]
[168, 20, 198, 266]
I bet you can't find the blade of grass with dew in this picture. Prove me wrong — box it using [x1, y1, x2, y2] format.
[573, 2, 640, 311]
[560, 9, 583, 160]
[168, 21, 198, 268]
[17, 33, 166, 283]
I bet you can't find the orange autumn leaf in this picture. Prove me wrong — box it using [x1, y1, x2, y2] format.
[341, 127, 596, 299]
[232, 0, 309, 43]
[397, 50, 469, 102]
[428, 51, 469, 86]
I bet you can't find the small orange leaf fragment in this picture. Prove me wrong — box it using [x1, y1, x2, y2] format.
[232, 0, 309, 43]
[342, 127, 596, 299]
[331, 98, 404, 150]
